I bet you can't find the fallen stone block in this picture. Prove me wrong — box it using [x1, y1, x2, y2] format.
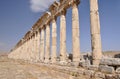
[100, 58, 120, 66]
[87, 65, 98, 71]
[99, 65, 115, 74]
[79, 59, 90, 68]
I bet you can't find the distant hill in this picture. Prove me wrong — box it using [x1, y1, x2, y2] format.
[81, 51, 120, 58]
[103, 51, 120, 58]
[0, 52, 9, 56]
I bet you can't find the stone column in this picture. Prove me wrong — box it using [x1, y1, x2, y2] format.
[22, 42, 25, 60]
[29, 36, 33, 61]
[36, 30, 40, 61]
[60, 10, 67, 62]
[72, 3, 80, 64]
[31, 36, 35, 61]
[34, 32, 38, 62]
[27, 38, 31, 61]
[90, 0, 102, 65]
[51, 18, 57, 63]
[25, 40, 28, 60]
[40, 29, 45, 62]
[33, 34, 36, 61]
[45, 24, 50, 63]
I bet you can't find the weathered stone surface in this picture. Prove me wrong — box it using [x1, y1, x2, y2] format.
[60, 10, 67, 62]
[45, 25, 50, 63]
[116, 67, 120, 74]
[98, 74, 120, 79]
[99, 65, 115, 74]
[100, 58, 120, 66]
[79, 60, 86, 67]
[0, 56, 71, 79]
[115, 74, 120, 79]
[94, 72, 105, 79]
[105, 74, 115, 79]
[40, 29, 45, 62]
[79, 59, 90, 68]
[59, 61, 68, 66]
[78, 69, 85, 75]
[72, 2, 80, 63]
[90, 0, 102, 65]
[84, 70, 94, 78]
[88, 65, 99, 71]
[51, 18, 57, 63]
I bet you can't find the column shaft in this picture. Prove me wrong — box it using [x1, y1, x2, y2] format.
[28, 39, 30, 60]
[60, 10, 67, 62]
[33, 35, 36, 61]
[31, 36, 35, 61]
[45, 25, 50, 63]
[72, 3, 80, 62]
[90, 0, 102, 65]
[36, 31, 40, 61]
[29, 37, 33, 61]
[40, 29, 45, 62]
[51, 18, 57, 63]
[34, 33, 38, 62]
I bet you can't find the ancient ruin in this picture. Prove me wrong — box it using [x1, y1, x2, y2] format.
[8, 0, 120, 78]
[9, 0, 102, 65]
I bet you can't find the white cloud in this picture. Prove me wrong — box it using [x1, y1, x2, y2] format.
[30, 0, 59, 12]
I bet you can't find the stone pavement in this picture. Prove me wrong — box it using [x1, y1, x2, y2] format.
[0, 55, 87, 79]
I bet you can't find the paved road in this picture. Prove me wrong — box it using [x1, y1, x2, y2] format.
[0, 55, 87, 79]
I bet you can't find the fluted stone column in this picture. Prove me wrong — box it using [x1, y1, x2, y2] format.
[33, 35, 36, 61]
[28, 39, 31, 60]
[72, 3, 80, 63]
[31, 36, 35, 61]
[60, 10, 67, 62]
[90, 0, 102, 65]
[34, 33, 38, 62]
[29, 37, 33, 61]
[21, 42, 25, 59]
[36, 30, 40, 61]
[40, 29, 45, 62]
[45, 24, 50, 63]
[51, 18, 57, 63]
[27, 40, 30, 60]
[25, 40, 28, 60]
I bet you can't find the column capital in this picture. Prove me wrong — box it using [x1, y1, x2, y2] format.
[72, 0, 80, 7]
[51, 16, 57, 22]
[60, 9, 67, 15]
[44, 22, 50, 27]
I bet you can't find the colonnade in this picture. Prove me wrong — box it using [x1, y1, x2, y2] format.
[9, 0, 102, 65]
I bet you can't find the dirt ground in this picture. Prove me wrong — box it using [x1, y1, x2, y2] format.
[0, 55, 87, 79]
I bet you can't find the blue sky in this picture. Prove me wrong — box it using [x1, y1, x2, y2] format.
[0, 0, 120, 53]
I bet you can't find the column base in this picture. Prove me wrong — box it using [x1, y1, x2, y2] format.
[59, 61, 68, 66]
[73, 57, 80, 62]
[51, 58, 57, 64]
[92, 59, 101, 65]
[40, 59, 44, 63]
[71, 61, 80, 67]
[44, 59, 50, 64]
